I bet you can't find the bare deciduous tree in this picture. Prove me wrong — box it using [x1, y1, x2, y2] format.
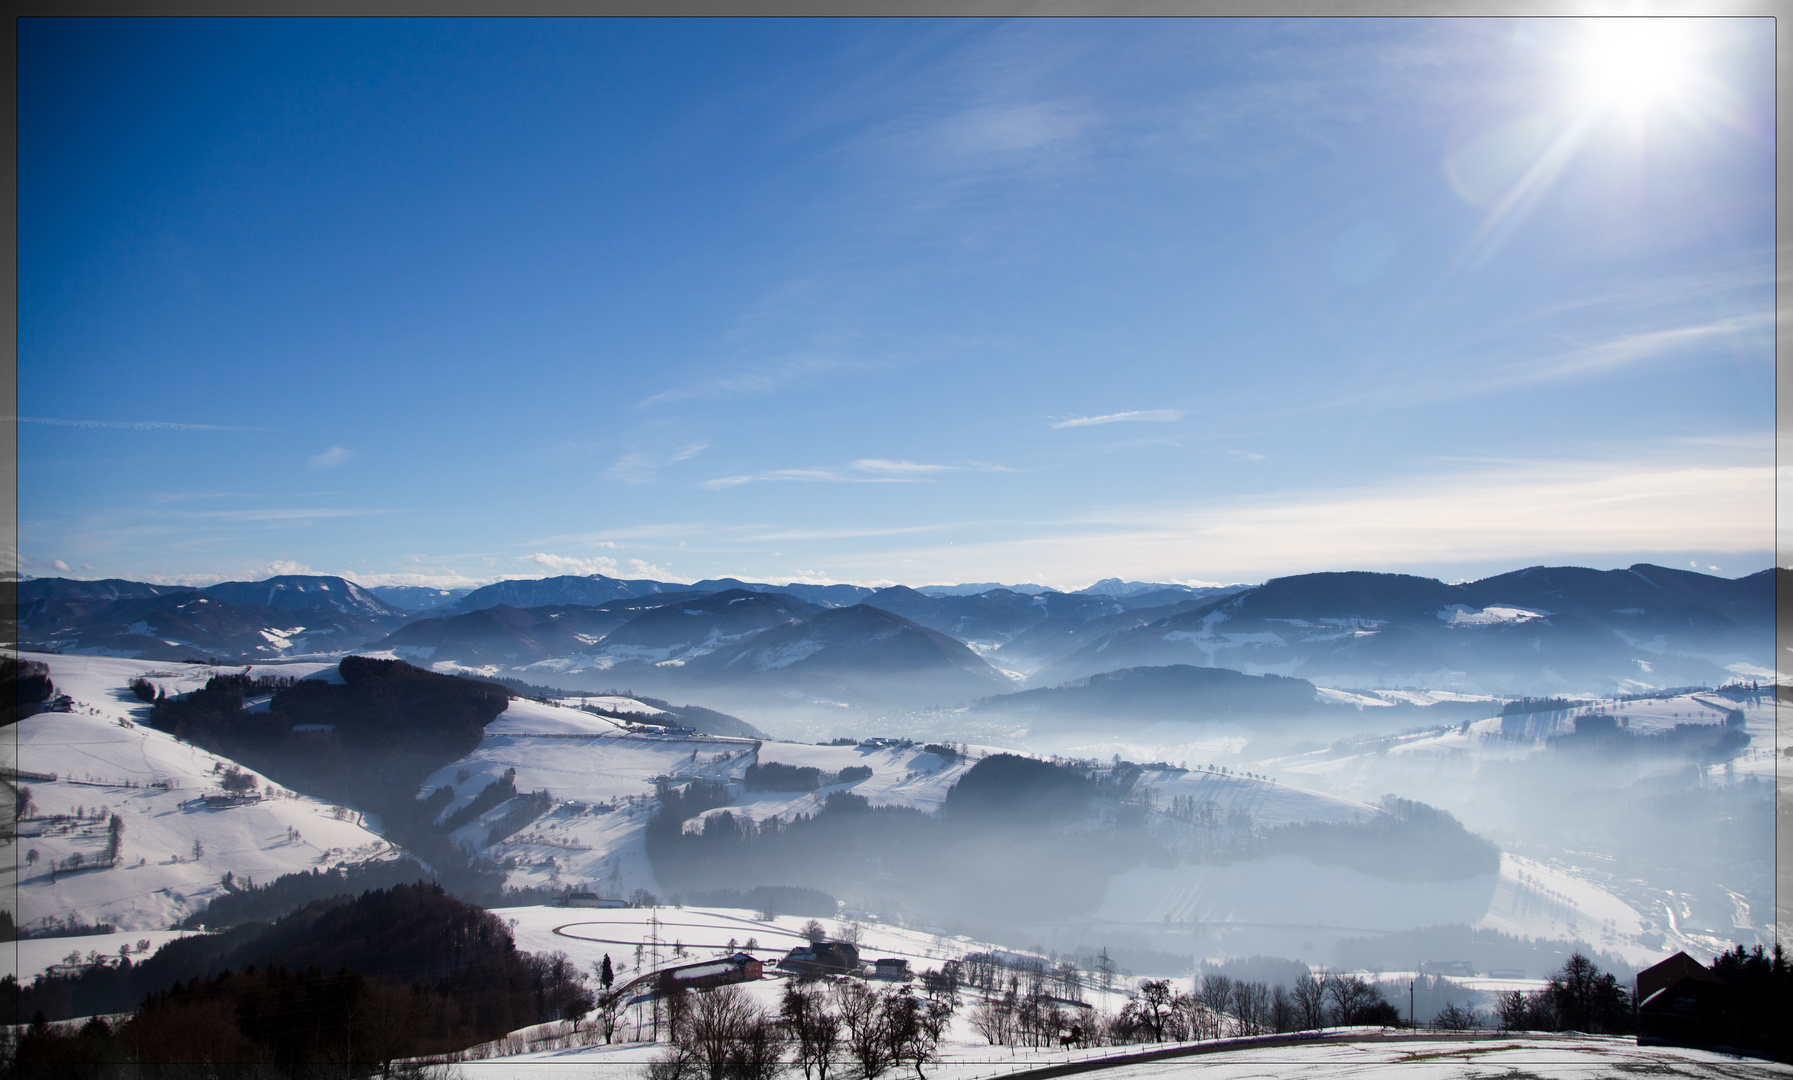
[1291, 975, 1327, 1031]
[1136, 980, 1175, 1042]
[834, 979, 892, 1079]
[781, 982, 839, 1080]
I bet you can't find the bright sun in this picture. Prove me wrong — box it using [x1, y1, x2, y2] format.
[1569, 19, 1699, 115]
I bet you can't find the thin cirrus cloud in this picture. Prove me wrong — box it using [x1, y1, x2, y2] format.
[309, 446, 353, 469]
[606, 443, 708, 484]
[702, 458, 958, 490]
[638, 356, 867, 408]
[1050, 409, 1185, 429]
[1314, 311, 1772, 416]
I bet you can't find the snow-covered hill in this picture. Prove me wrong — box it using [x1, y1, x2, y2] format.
[4, 654, 402, 935]
[7, 652, 1741, 983]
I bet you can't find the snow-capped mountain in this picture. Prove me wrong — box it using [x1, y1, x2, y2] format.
[581, 589, 823, 672]
[366, 585, 476, 612]
[447, 574, 691, 613]
[12, 583, 406, 662]
[200, 575, 404, 620]
[377, 596, 709, 670]
[1035, 566, 1774, 694]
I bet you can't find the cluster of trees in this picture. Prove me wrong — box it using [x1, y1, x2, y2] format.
[1112, 972, 1397, 1045]
[1706, 943, 1791, 1060]
[1493, 953, 1631, 1033]
[958, 953, 1084, 1003]
[637, 978, 952, 1080]
[966, 980, 1082, 1048]
[1502, 697, 1587, 716]
[12, 882, 593, 1069]
[745, 763, 824, 792]
[1548, 712, 1749, 761]
[2, 657, 55, 725]
[149, 658, 509, 804]
[743, 763, 875, 793]
[178, 860, 437, 930]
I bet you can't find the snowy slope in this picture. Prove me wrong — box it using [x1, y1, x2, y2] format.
[411, 705, 1001, 896]
[715, 742, 977, 824]
[5, 653, 401, 935]
[412, 697, 759, 897]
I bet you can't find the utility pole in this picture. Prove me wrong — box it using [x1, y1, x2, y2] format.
[1409, 979, 1415, 1032]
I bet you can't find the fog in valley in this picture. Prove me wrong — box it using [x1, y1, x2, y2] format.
[9, 564, 1778, 997]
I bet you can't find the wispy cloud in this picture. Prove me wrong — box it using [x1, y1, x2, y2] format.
[606, 444, 708, 484]
[727, 521, 965, 542]
[702, 458, 964, 490]
[848, 459, 955, 475]
[8, 416, 253, 431]
[1500, 313, 1771, 387]
[639, 356, 867, 408]
[1050, 409, 1184, 429]
[1278, 311, 1771, 418]
[309, 446, 353, 469]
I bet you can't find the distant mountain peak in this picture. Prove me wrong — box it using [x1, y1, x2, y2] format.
[1077, 578, 1226, 598]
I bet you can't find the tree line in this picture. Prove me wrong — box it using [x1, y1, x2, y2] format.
[7, 883, 593, 1072]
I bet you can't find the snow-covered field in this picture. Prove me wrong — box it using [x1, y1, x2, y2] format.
[4, 653, 401, 936]
[494, 903, 1009, 990]
[449, 902, 1143, 1077]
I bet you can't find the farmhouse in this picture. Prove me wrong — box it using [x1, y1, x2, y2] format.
[778, 941, 860, 977]
[661, 952, 763, 990]
[1636, 952, 1730, 1048]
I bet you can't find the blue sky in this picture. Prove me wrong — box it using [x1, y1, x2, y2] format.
[17, 18, 1775, 590]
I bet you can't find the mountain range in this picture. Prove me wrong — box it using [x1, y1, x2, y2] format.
[4, 564, 1774, 706]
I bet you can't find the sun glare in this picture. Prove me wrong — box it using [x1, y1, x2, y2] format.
[1569, 19, 1698, 115]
